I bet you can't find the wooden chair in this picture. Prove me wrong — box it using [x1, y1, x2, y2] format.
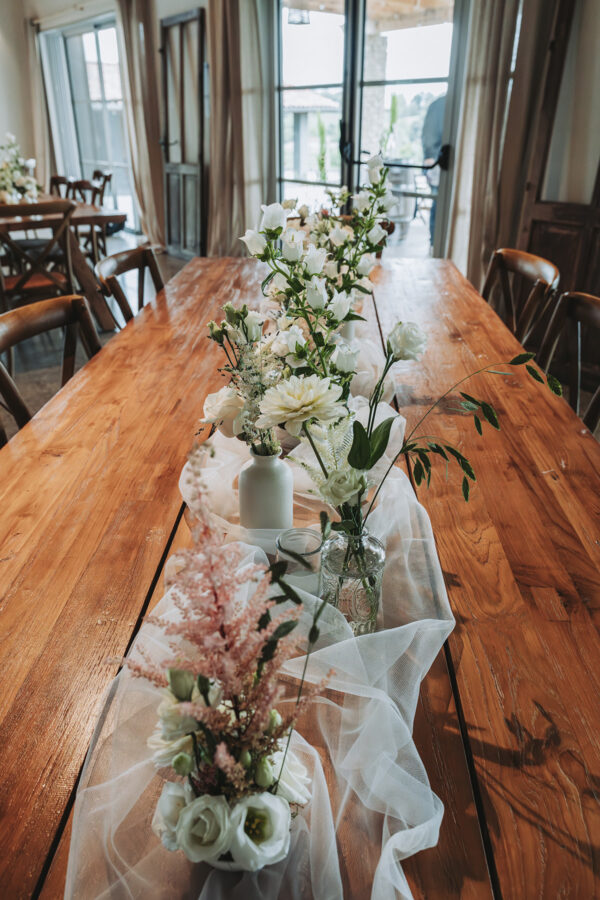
[49, 175, 74, 198]
[538, 291, 600, 432]
[95, 247, 164, 324]
[482, 248, 560, 344]
[0, 200, 76, 310]
[67, 180, 106, 262]
[0, 295, 101, 447]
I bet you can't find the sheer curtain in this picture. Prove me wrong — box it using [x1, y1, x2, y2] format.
[206, 0, 277, 257]
[116, 0, 165, 245]
[26, 22, 52, 191]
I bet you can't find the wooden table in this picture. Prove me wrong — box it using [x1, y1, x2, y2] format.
[0, 257, 598, 898]
[0, 199, 127, 330]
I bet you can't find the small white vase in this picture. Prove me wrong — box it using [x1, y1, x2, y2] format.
[340, 320, 356, 341]
[239, 449, 294, 529]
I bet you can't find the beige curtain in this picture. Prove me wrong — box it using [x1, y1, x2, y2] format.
[116, 0, 165, 245]
[207, 0, 276, 257]
[26, 22, 51, 190]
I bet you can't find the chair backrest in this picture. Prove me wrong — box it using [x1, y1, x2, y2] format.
[95, 247, 164, 323]
[67, 179, 103, 206]
[0, 200, 76, 296]
[49, 175, 74, 198]
[538, 291, 600, 432]
[91, 170, 113, 204]
[0, 295, 102, 446]
[482, 248, 560, 343]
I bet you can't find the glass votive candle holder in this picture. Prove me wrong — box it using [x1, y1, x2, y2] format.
[275, 527, 322, 593]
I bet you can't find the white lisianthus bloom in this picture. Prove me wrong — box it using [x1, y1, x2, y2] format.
[330, 342, 360, 374]
[240, 229, 266, 255]
[157, 690, 200, 741]
[329, 225, 348, 247]
[306, 276, 328, 310]
[367, 153, 384, 185]
[281, 228, 304, 262]
[380, 188, 397, 213]
[297, 203, 309, 220]
[353, 190, 371, 212]
[176, 795, 232, 863]
[388, 321, 427, 361]
[304, 244, 327, 276]
[367, 222, 387, 245]
[329, 290, 352, 323]
[202, 385, 244, 438]
[257, 375, 347, 436]
[229, 793, 291, 871]
[320, 466, 368, 507]
[152, 782, 191, 851]
[357, 253, 376, 276]
[148, 731, 194, 769]
[244, 310, 264, 342]
[260, 202, 288, 231]
[271, 748, 311, 805]
[281, 197, 297, 210]
[271, 325, 306, 358]
[323, 259, 339, 279]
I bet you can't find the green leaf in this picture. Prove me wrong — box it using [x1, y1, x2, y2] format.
[488, 370, 512, 375]
[308, 624, 320, 644]
[319, 511, 331, 540]
[480, 402, 500, 430]
[416, 449, 431, 470]
[428, 442, 448, 460]
[444, 445, 465, 463]
[280, 546, 313, 571]
[462, 475, 470, 501]
[459, 457, 476, 480]
[196, 674, 211, 706]
[348, 420, 371, 469]
[168, 668, 195, 702]
[413, 458, 424, 486]
[275, 581, 304, 604]
[368, 416, 396, 467]
[461, 400, 479, 412]
[525, 363, 544, 383]
[345, 312, 367, 322]
[474, 414, 483, 435]
[260, 270, 276, 294]
[331, 519, 355, 531]
[313, 331, 325, 347]
[460, 392, 480, 406]
[269, 560, 288, 581]
[509, 352, 535, 365]
[271, 620, 298, 642]
[547, 374, 563, 396]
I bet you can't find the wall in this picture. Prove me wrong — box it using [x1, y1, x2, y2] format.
[0, 0, 35, 156]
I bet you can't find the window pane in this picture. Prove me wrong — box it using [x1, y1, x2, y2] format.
[360, 83, 447, 164]
[82, 32, 102, 101]
[281, 2, 345, 87]
[98, 27, 122, 100]
[363, 9, 454, 83]
[282, 87, 342, 184]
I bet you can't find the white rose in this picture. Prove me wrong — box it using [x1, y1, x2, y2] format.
[176, 794, 232, 864]
[357, 253, 376, 276]
[240, 229, 266, 255]
[244, 309, 264, 342]
[329, 290, 351, 323]
[202, 385, 244, 438]
[323, 259, 339, 279]
[229, 793, 291, 871]
[320, 466, 367, 507]
[298, 203, 309, 220]
[331, 342, 359, 374]
[271, 748, 311, 805]
[353, 190, 371, 212]
[329, 225, 348, 247]
[152, 782, 191, 851]
[304, 244, 327, 276]
[257, 374, 347, 436]
[367, 223, 386, 245]
[281, 228, 304, 262]
[281, 197, 297, 210]
[306, 276, 328, 310]
[388, 321, 427, 361]
[260, 202, 287, 231]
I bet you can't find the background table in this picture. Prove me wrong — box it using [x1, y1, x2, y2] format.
[0, 199, 127, 330]
[0, 257, 598, 898]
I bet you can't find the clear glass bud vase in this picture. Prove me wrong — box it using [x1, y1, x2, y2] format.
[319, 531, 385, 635]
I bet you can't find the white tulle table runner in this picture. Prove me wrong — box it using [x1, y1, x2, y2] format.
[65, 345, 455, 899]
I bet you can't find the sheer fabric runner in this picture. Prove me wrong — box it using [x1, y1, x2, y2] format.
[65, 401, 454, 899]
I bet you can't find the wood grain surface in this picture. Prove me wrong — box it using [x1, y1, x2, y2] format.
[2, 256, 598, 898]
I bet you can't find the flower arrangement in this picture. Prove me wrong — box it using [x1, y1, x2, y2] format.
[130, 450, 328, 870]
[0, 133, 38, 203]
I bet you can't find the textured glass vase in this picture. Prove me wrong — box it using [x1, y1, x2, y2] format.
[319, 532, 385, 635]
[238, 449, 294, 530]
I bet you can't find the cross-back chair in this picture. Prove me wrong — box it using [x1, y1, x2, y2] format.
[538, 291, 600, 432]
[95, 247, 164, 324]
[0, 200, 76, 311]
[482, 248, 560, 344]
[0, 295, 101, 447]
[49, 174, 74, 198]
[67, 178, 109, 261]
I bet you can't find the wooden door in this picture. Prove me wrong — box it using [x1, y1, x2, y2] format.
[518, 0, 600, 295]
[160, 9, 207, 258]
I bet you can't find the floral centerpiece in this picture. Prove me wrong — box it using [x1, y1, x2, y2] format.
[130, 453, 327, 870]
[0, 133, 38, 203]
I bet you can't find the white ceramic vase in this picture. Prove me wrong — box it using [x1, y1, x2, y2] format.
[239, 449, 294, 529]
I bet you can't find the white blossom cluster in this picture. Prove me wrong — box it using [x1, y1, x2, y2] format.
[0, 134, 38, 203]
